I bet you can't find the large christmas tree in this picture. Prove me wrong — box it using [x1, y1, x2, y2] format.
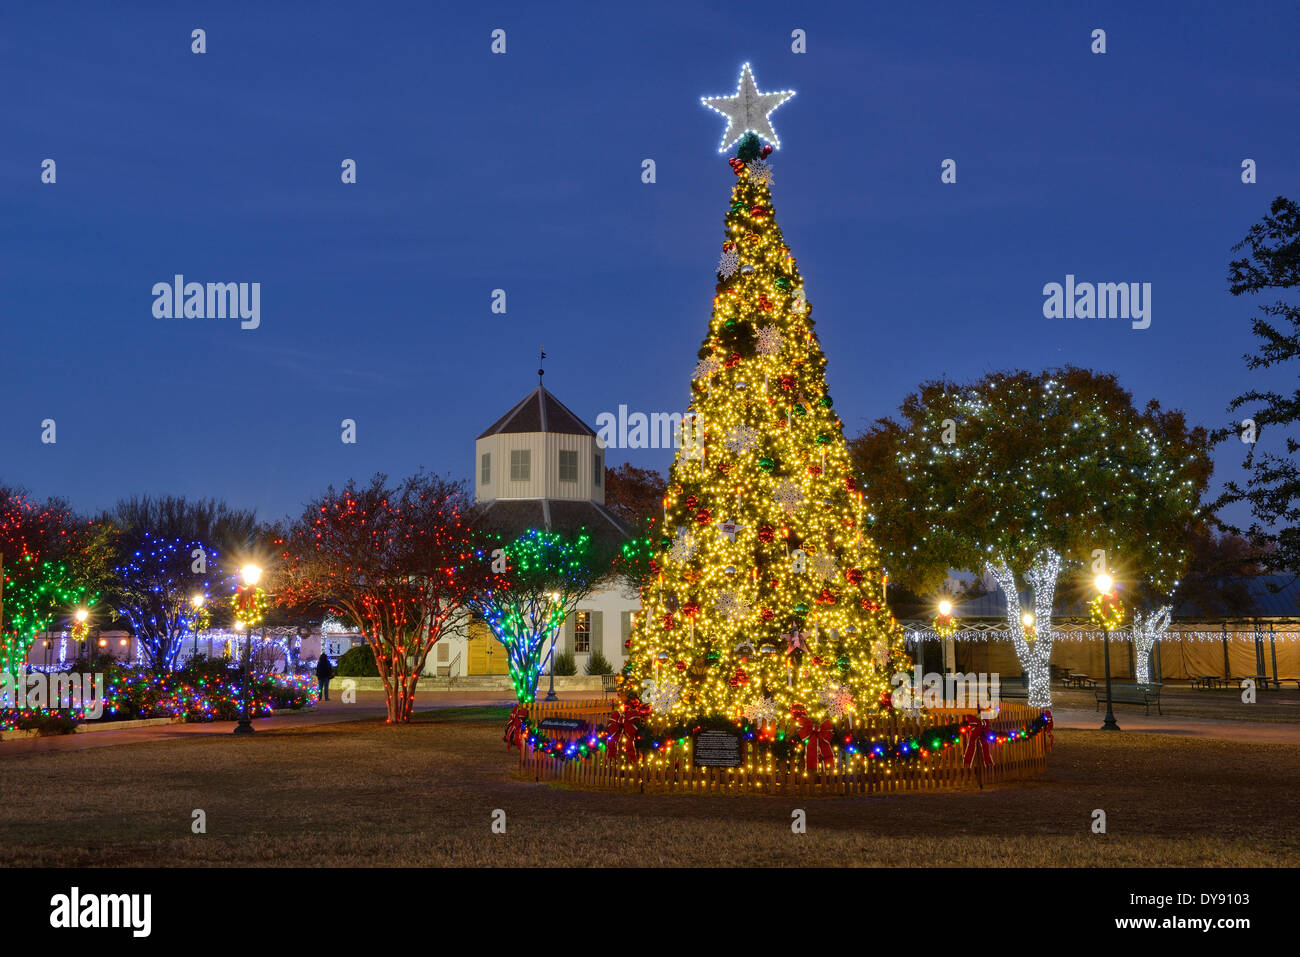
[621, 65, 910, 727]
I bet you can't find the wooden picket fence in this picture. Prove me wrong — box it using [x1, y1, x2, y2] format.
[517, 700, 1049, 795]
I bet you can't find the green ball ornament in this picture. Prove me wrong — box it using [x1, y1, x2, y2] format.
[758, 457, 775, 471]
[836, 655, 850, 673]
[820, 395, 833, 408]
[793, 602, 809, 616]
[815, 433, 831, 444]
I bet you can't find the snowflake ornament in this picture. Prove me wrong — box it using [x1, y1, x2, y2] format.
[773, 480, 805, 514]
[871, 638, 891, 668]
[746, 158, 773, 187]
[646, 677, 683, 714]
[718, 247, 740, 279]
[809, 551, 837, 582]
[693, 357, 721, 382]
[743, 696, 782, 725]
[818, 682, 856, 719]
[668, 531, 698, 564]
[755, 325, 782, 356]
[716, 590, 752, 621]
[724, 425, 760, 454]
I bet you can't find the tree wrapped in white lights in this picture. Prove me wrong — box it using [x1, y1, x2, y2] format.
[852, 368, 1210, 708]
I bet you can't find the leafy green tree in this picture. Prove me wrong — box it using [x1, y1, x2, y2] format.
[851, 368, 1209, 705]
[1217, 195, 1300, 580]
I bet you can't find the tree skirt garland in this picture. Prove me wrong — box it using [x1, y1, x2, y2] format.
[520, 708, 1054, 767]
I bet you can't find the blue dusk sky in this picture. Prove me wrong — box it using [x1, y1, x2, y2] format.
[2, 1, 1297, 524]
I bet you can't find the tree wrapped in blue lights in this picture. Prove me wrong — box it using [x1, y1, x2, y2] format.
[108, 533, 235, 672]
[470, 528, 616, 704]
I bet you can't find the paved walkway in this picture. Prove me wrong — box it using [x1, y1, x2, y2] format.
[1051, 707, 1300, 745]
[0, 691, 562, 757]
[7, 695, 1300, 757]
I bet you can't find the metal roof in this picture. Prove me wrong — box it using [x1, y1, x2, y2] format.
[477, 386, 596, 439]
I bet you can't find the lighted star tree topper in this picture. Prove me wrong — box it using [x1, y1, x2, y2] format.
[619, 68, 910, 727]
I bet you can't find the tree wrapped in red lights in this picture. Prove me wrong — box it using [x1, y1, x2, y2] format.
[278, 472, 490, 723]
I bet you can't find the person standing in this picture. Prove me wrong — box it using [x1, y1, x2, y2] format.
[316, 652, 335, 701]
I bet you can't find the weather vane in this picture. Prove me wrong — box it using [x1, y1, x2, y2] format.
[538, 347, 546, 385]
[701, 62, 795, 152]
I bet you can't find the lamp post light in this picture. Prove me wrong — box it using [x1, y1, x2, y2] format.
[1094, 573, 1121, 732]
[233, 564, 264, 735]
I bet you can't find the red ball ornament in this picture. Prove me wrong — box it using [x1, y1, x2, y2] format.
[761, 607, 775, 621]
[780, 375, 795, 391]
[696, 508, 712, 525]
[683, 601, 700, 618]
[845, 477, 857, 492]
[685, 494, 698, 510]
[663, 614, 676, 630]
[675, 660, 687, 670]
[862, 599, 880, 612]
[760, 145, 773, 158]
[725, 352, 742, 368]
[728, 158, 746, 174]
[758, 524, 775, 542]
[817, 588, 837, 605]
[808, 465, 823, 476]
[846, 568, 864, 585]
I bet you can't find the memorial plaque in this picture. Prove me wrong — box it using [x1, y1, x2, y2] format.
[538, 717, 587, 732]
[693, 729, 743, 767]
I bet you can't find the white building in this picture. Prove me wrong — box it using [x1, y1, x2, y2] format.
[429, 383, 640, 678]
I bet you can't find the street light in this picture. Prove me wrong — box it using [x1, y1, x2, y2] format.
[938, 599, 952, 617]
[1094, 573, 1121, 732]
[233, 565, 266, 735]
[191, 594, 206, 662]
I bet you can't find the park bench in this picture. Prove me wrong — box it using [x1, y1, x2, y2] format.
[1094, 682, 1163, 715]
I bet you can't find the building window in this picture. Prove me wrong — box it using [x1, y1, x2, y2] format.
[559, 449, 578, 483]
[593, 452, 602, 487]
[481, 452, 491, 484]
[574, 611, 590, 653]
[510, 449, 530, 482]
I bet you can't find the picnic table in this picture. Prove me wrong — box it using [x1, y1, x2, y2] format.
[1191, 674, 1226, 689]
[1064, 673, 1096, 688]
[1243, 674, 1280, 690]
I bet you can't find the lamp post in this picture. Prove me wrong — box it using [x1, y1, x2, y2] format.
[233, 564, 264, 735]
[73, 608, 90, 668]
[545, 592, 561, 702]
[1093, 574, 1121, 732]
[190, 594, 206, 663]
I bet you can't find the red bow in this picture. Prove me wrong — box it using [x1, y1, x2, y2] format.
[503, 704, 528, 750]
[1043, 709, 1054, 750]
[606, 703, 649, 761]
[795, 712, 835, 772]
[962, 714, 995, 769]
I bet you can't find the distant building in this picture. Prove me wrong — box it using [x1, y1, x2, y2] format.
[430, 383, 639, 678]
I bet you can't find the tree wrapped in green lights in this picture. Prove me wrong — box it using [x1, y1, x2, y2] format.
[470, 528, 616, 704]
[852, 368, 1209, 707]
[1, 488, 102, 676]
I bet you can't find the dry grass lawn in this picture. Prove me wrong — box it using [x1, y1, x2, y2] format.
[4, 707, 1298, 867]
